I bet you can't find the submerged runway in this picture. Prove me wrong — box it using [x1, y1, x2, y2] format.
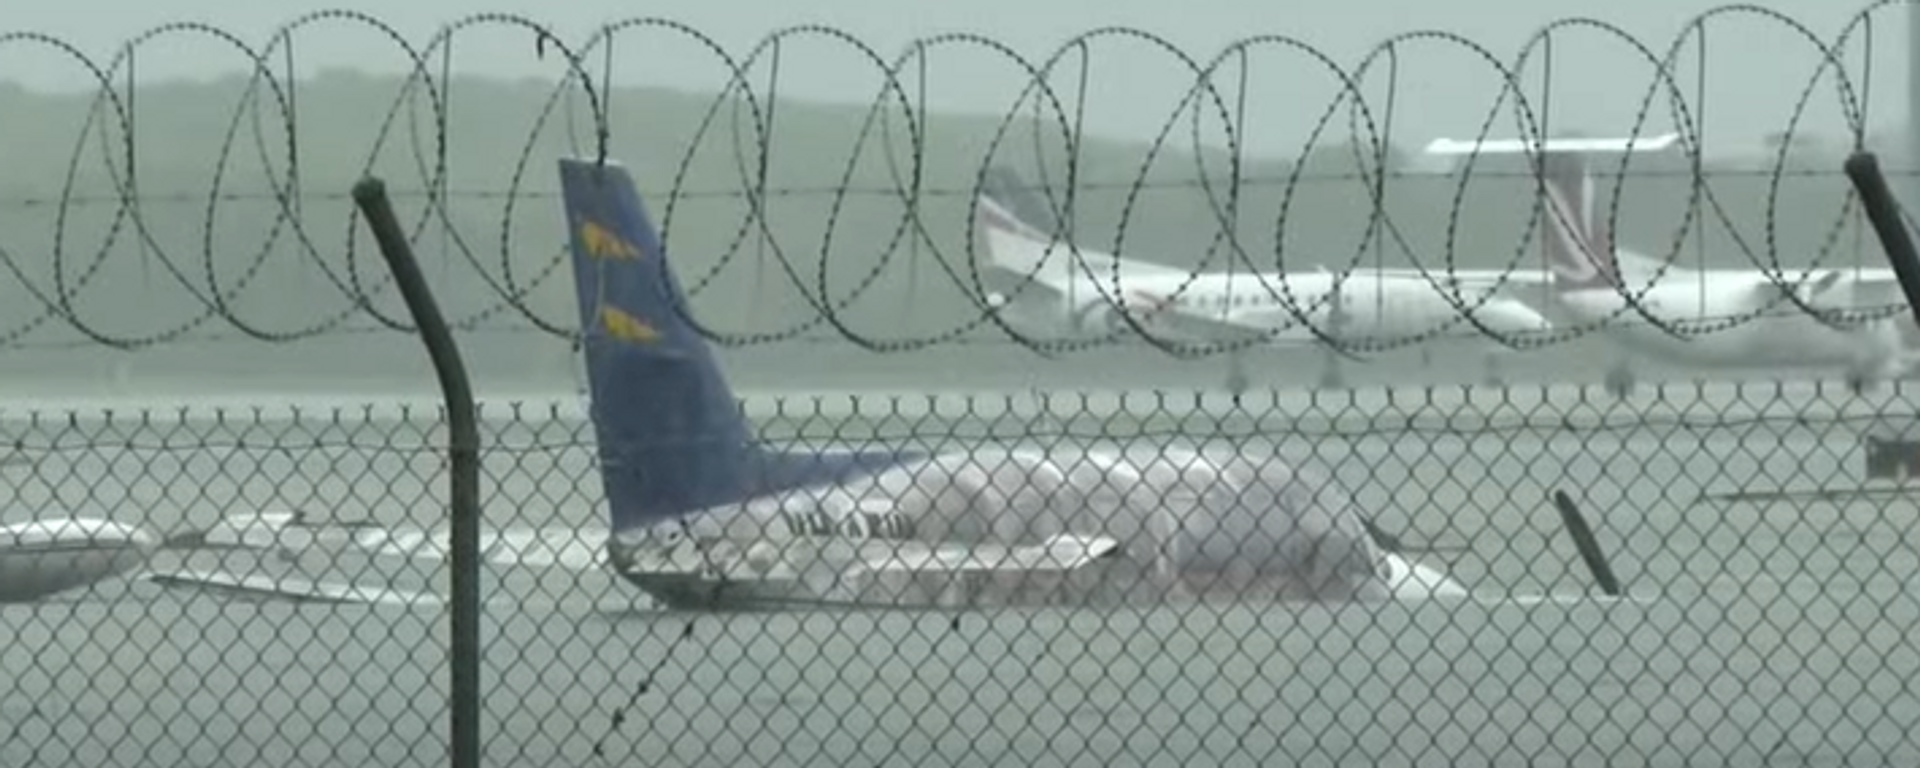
[4, 378, 1920, 766]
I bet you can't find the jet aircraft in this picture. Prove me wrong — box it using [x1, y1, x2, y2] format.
[8, 156, 1626, 611]
[972, 165, 1558, 389]
[1414, 133, 1919, 396]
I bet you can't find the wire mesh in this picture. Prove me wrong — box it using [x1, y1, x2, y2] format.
[7, 4, 1920, 767]
[2, 385, 1919, 765]
[0, 3, 1912, 362]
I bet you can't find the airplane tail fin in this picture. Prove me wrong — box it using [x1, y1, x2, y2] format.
[972, 165, 1059, 264]
[981, 165, 1063, 239]
[972, 165, 1073, 295]
[1423, 133, 1679, 292]
[558, 159, 762, 534]
[559, 158, 917, 535]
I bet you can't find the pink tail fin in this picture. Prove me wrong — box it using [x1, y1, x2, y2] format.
[1420, 132, 1678, 292]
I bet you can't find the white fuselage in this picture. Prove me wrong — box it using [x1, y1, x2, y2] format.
[1554, 266, 1906, 373]
[977, 218, 1551, 347]
[1004, 265, 1553, 347]
[1136, 270, 1552, 343]
[607, 444, 1471, 609]
[0, 519, 158, 602]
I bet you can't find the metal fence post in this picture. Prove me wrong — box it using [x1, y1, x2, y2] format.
[351, 176, 483, 768]
[1844, 151, 1920, 329]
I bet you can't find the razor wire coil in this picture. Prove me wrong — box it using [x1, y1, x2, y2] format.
[0, 3, 1912, 360]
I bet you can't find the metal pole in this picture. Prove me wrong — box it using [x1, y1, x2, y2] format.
[1844, 152, 1920, 330]
[1910, 3, 1920, 195]
[351, 176, 482, 768]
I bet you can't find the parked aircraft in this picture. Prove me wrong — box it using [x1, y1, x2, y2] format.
[1416, 133, 1919, 396]
[9, 155, 1625, 611]
[971, 165, 1557, 389]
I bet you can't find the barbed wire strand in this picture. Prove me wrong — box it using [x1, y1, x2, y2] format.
[1, 5, 1918, 360]
[10, 7, 1920, 765]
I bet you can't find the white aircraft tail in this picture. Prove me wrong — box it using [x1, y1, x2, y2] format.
[973, 192, 1058, 277]
[971, 165, 1194, 325]
[1423, 132, 1681, 292]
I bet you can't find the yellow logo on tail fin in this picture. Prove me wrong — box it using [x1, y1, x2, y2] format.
[580, 220, 642, 260]
[601, 306, 661, 344]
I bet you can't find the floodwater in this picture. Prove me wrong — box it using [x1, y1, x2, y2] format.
[3, 377, 1919, 766]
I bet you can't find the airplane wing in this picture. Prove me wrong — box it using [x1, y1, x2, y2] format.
[139, 511, 604, 607]
[145, 510, 1120, 609]
[161, 511, 605, 570]
[142, 569, 442, 606]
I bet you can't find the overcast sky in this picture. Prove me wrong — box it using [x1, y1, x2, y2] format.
[1, 1, 1909, 160]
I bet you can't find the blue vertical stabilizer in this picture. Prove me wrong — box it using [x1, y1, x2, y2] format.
[557, 158, 920, 534]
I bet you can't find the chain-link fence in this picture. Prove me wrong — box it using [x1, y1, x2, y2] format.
[5, 382, 1920, 765]
[9, 3, 1920, 766]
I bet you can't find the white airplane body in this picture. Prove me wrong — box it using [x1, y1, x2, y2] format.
[1551, 267, 1907, 371]
[1418, 133, 1918, 393]
[4, 156, 1626, 611]
[972, 170, 1555, 354]
[606, 444, 1473, 608]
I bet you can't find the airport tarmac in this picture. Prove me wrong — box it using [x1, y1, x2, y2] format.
[4, 379, 1920, 766]
[0, 325, 1868, 403]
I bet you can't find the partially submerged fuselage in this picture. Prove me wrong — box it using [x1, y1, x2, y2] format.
[605, 444, 1468, 611]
